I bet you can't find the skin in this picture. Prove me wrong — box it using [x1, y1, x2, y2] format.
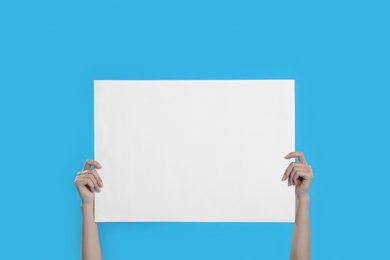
[282, 152, 313, 260]
[74, 152, 313, 260]
[74, 160, 103, 260]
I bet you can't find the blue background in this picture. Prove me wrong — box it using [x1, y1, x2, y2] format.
[1, 0, 389, 259]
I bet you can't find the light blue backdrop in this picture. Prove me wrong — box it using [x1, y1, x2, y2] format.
[1, 0, 389, 259]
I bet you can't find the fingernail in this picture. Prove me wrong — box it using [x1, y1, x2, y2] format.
[100, 182, 103, 187]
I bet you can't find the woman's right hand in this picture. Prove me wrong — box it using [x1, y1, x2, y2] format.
[74, 160, 103, 205]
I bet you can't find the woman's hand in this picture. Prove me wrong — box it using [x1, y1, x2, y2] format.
[75, 160, 103, 260]
[74, 160, 103, 205]
[285, 152, 313, 260]
[282, 152, 313, 199]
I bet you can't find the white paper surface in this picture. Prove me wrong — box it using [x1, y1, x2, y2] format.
[94, 80, 295, 222]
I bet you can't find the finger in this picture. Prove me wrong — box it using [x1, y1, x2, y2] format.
[289, 166, 300, 186]
[77, 170, 90, 175]
[282, 162, 298, 181]
[294, 173, 304, 187]
[289, 168, 296, 186]
[74, 174, 90, 186]
[299, 166, 314, 181]
[77, 170, 103, 189]
[287, 165, 306, 185]
[79, 172, 100, 192]
[88, 172, 101, 192]
[86, 179, 95, 193]
[83, 160, 102, 171]
[291, 167, 303, 186]
[91, 169, 103, 187]
[291, 166, 312, 185]
[284, 151, 307, 164]
[77, 169, 97, 176]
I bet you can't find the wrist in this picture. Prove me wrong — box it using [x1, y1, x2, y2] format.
[296, 194, 310, 203]
[81, 202, 94, 211]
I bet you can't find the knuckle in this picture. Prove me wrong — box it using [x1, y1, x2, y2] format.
[291, 162, 298, 168]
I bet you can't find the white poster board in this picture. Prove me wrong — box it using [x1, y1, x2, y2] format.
[94, 80, 295, 222]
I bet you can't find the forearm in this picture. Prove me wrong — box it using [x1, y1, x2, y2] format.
[81, 203, 102, 260]
[290, 195, 310, 260]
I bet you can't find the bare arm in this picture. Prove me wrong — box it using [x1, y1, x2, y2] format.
[75, 160, 104, 260]
[282, 152, 313, 260]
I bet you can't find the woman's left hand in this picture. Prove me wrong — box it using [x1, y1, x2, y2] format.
[282, 152, 313, 199]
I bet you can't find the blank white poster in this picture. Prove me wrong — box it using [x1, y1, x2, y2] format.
[94, 80, 295, 222]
